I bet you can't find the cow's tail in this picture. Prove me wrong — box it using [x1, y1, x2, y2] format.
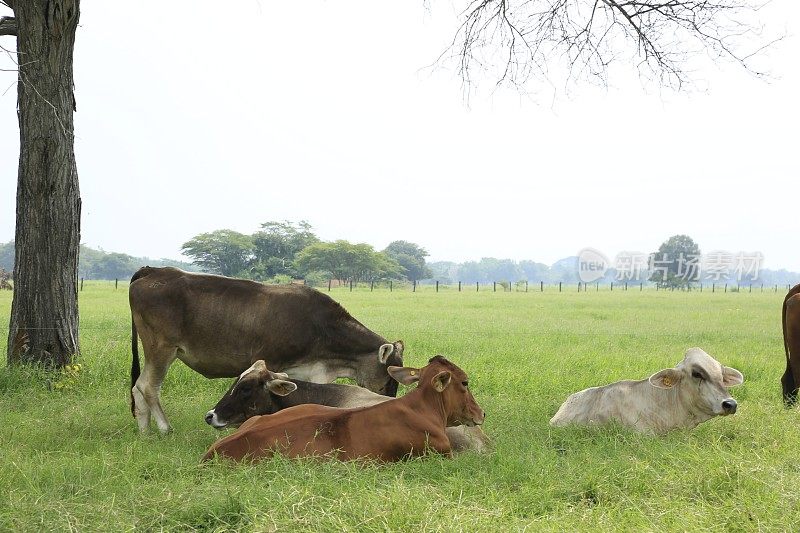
[131, 317, 140, 417]
[782, 290, 796, 405]
[129, 267, 150, 417]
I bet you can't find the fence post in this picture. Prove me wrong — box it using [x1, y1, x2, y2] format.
[436, 281, 439, 293]
[526, 281, 529, 292]
[610, 282, 613, 291]
[493, 282, 496, 292]
[328, 279, 332, 291]
[749, 284, 751, 293]
[559, 282, 562, 292]
[413, 280, 416, 292]
[596, 282, 599, 291]
[724, 283, 727, 293]
[700, 283, 703, 292]
[624, 282, 628, 291]
[80, 278, 84, 291]
[540, 281, 544, 292]
[370, 280, 374, 292]
[390, 280, 393, 292]
[577, 283, 581, 292]
[115, 278, 118, 289]
[476, 282, 479, 292]
[712, 283, 715, 293]
[458, 281, 461, 292]
[640, 283, 643, 291]
[350, 279, 353, 292]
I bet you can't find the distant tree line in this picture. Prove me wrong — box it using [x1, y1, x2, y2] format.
[427, 235, 799, 287]
[427, 257, 583, 285]
[0, 241, 198, 281]
[181, 221, 432, 284]
[3, 232, 796, 286]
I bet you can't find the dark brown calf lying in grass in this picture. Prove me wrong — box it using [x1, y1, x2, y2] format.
[204, 360, 491, 454]
[202, 356, 485, 462]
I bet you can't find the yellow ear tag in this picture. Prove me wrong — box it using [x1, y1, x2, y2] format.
[662, 377, 672, 386]
[410, 370, 416, 376]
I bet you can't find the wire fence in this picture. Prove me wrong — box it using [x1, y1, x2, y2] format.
[25, 278, 796, 295]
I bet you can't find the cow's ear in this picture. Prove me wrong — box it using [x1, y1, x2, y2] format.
[393, 340, 404, 356]
[268, 370, 290, 380]
[378, 343, 395, 364]
[387, 365, 420, 385]
[265, 378, 297, 396]
[431, 370, 452, 392]
[649, 368, 682, 389]
[722, 366, 744, 387]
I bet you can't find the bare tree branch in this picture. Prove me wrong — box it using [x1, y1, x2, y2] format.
[437, 0, 781, 94]
[0, 16, 16, 37]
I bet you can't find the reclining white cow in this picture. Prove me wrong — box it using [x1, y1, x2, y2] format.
[550, 347, 744, 434]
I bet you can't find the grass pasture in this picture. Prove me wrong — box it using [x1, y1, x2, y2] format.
[0, 283, 797, 531]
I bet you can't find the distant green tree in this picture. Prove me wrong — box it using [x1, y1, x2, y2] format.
[383, 240, 432, 281]
[295, 240, 402, 282]
[427, 261, 457, 284]
[0, 241, 14, 272]
[480, 258, 521, 282]
[181, 230, 255, 277]
[649, 235, 701, 289]
[252, 220, 318, 279]
[457, 260, 487, 283]
[519, 260, 551, 282]
[457, 258, 522, 283]
[78, 245, 106, 279]
[90, 253, 137, 280]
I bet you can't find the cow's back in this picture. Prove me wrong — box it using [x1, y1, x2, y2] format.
[204, 404, 347, 461]
[130, 267, 382, 378]
[550, 381, 641, 426]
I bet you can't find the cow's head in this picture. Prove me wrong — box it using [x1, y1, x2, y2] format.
[359, 340, 404, 397]
[648, 347, 744, 416]
[204, 360, 297, 429]
[388, 355, 485, 427]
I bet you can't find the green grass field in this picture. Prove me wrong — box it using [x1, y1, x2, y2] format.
[0, 283, 796, 531]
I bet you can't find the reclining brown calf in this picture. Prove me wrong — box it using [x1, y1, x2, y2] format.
[204, 360, 491, 454]
[202, 356, 485, 462]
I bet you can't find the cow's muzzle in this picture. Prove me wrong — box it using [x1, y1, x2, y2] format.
[463, 409, 485, 427]
[205, 410, 228, 429]
[721, 399, 737, 414]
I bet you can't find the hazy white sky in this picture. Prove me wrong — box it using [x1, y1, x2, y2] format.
[1, 1, 798, 269]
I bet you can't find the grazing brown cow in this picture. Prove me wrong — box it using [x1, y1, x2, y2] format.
[782, 283, 800, 405]
[129, 267, 403, 433]
[204, 360, 491, 454]
[202, 356, 485, 462]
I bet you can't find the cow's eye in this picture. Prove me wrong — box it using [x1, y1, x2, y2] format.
[691, 371, 703, 381]
[462, 381, 469, 387]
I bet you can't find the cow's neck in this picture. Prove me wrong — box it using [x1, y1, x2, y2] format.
[399, 385, 448, 429]
[321, 312, 388, 360]
[644, 382, 712, 430]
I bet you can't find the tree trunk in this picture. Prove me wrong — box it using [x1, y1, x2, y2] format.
[6, 0, 81, 367]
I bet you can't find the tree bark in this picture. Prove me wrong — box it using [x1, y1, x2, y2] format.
[6, 0, 81, 367]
